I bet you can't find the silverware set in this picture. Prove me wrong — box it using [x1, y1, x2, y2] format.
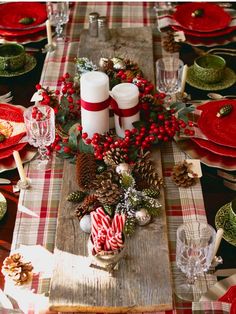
[0, 91, 12, 103]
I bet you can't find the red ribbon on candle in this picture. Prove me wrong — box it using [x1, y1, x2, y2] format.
[110, 98, 140, 127]
[81, 98, 110, 111]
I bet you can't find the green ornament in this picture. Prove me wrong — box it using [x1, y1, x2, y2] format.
[66, 191, 86, 203]
[142, 188, 160, 199]
[191, 8, 204, 17]
[216, 104, 233, 117]
[19, 17, 35, 25]
[0, 133, 5, 143]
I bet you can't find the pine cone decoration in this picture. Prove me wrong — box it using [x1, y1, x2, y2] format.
[2, 253, 33, 285]
[133, 152, 163, 190]
[172, 160, 198, 187]
[76, 152, 97, 191]
[75, 194, 98, 220]
[67, 190, 86, 202]
[104, 148, 126, 167]
[95, 179, 121, 205]
[161, 31, 180, 53]
[92, 168, 118, 189]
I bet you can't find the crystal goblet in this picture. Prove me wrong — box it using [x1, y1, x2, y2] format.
[46, 2, 69, 42]
[175, 221, 216, 301]
[23, 105, 55, 170]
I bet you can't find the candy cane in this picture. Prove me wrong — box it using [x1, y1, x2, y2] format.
[115, 232, 124, 248]
[101, 215, 111, 231]
[96, 207, 106, 220]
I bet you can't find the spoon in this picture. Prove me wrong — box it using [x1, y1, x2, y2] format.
[207, 93, 236, 100]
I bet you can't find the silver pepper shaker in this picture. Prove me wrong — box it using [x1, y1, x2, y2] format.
[98, 16, 111, 41]
[89, 12, 99, 37]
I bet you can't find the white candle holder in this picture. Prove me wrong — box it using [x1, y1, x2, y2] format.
[16, 178, 31, 190]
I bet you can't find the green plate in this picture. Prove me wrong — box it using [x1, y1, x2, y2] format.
[0, 53, 37, 77]
[0, 192, 7, 220]
[186, 66, 236, 91]
[215, 201, 236, 246]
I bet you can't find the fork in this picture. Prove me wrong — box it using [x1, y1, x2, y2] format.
[0, 91, 13, 103]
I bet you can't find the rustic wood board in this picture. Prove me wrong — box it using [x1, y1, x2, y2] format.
[49, 27, 173, 312]
[78, 27, 155, 82]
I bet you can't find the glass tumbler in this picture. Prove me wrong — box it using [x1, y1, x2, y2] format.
[156, 57, 184, 95]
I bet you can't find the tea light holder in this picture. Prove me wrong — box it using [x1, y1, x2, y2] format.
[13, 151, 31, 190]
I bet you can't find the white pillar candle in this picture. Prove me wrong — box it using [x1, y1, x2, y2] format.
[80, 71, 110, 137]
[111, 83, 140, 138]
[13, 150, 27, 183]
[180, 64, 188, 95]
[46, 20, 52, 46]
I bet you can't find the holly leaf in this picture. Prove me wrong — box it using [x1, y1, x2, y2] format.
[68, 132, 78, 151]
[132, 120, 146, 129]
[78, 138, 94, 154]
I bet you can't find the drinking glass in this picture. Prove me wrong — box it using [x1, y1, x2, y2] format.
[23, 105, 55, 170]
[175, 221, 216, 301]
[156, 57, 184, 95]
[46, 2, 69, 41]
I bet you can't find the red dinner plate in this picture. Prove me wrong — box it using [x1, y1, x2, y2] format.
[172, 24, 236, 38]
[0, 25, 45, 37]
[192, 138, 236, 158]
[198, 100, 236, 148]
[0, 103, 26, 150]
[177, 139, 236, 171]
[173, 3, 231, 33]
[0, 2, 47, 30]
[1, 30, 47, 45]
[0, 142, 27, 160]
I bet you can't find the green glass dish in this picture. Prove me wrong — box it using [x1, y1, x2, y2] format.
[215, 199, 236, 246]
[0, 53, 36, 77]
[0, 192, 7, 220]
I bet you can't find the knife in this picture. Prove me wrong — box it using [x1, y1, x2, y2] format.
[0, 178, 11, 184]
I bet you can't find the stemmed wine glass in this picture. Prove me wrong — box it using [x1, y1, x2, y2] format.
[175, 221, 216, 301]
[46, 2, 69, 42]
[23, 105, 55, 170]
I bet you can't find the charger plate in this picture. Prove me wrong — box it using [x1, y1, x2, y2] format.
[186, 66, 236, 91]
[0, 54, 36, 77]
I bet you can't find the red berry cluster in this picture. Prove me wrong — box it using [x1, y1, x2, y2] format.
[178, 119, 195, 137]
[31, 106, 50, 121]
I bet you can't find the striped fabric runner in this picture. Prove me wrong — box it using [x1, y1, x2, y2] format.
[5, 2, 229, 314]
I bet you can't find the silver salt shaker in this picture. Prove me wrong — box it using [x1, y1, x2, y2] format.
[98, 16, 111, 41]
[89, 12, 99, 37]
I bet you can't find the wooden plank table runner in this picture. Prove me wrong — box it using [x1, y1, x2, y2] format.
[49, 27, 173, 312]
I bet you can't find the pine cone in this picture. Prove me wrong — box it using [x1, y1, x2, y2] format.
[133, 152, 163, 190]
[92, 168, 118, 189]
[2, 253, 33, 285]
[75, 194, 99, 220]
[104, 148, 126, 167]
[161, 31, 180, 53]
[95, 179, 121, 205]
[76, 152, 97, 191]
[172, 160, 198, 187]
[67, 191, 86, 202]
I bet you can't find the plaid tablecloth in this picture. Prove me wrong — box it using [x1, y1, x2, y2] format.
[4, 2, 231, 314]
